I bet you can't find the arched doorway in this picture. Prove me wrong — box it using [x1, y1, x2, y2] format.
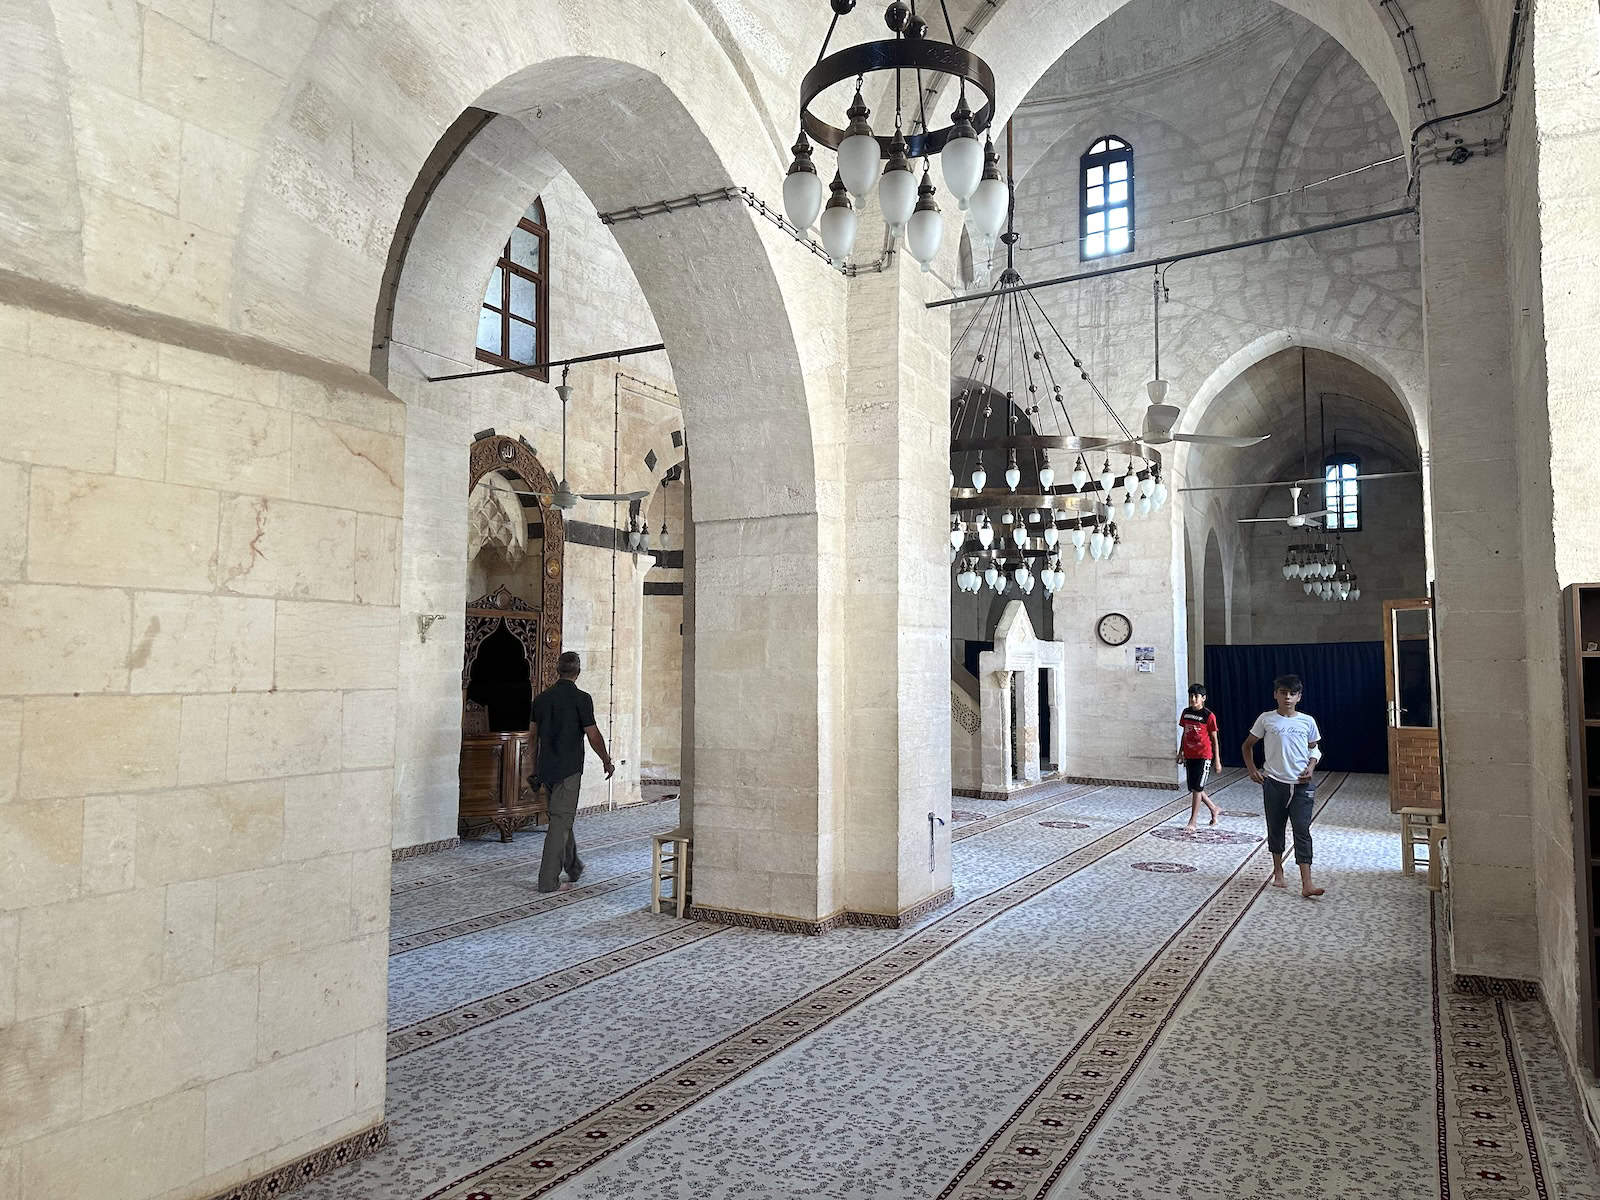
[458, 435, 566, 840]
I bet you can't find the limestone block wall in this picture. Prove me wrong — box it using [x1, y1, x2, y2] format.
[1244, 460, 1427, 643]
[640, 479, 686, 780]
[0, 305, 397, 1199]
[1509, 0, 1600, 1112]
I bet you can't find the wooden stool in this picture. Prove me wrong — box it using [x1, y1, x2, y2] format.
[651, 830, 692, 918]
[1398, 806, 1443, 876]
[1426, 821, 1448, 892]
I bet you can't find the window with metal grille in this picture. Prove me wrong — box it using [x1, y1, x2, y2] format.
[476, 197, 549, 379]
[1080, 137, 1133, 260]
[1323, 453, 1361, 531]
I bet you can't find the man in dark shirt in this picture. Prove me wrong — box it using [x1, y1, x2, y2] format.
[531, 651, 614, 893]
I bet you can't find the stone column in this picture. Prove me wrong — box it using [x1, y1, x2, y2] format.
[979, 669, 1013, 794]
[677, 460, 695, 834]
[1419, 153, 1538, 980]
[1018, 666, 1042, 783]
[837, 241, 954, 918]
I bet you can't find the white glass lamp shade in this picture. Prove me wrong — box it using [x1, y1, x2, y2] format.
[1074, 544, 1087, 562]
[977, 522, 994, 548]
[941, 100, 983, 208]
[639, 527, 650, 552]
[949, 525, 965, 549]
[1001, 509, 1014, 524]
[1038, 466, 1055, 491]
[1121, 498, 1135, 520]
[906, 169, 944, 270]
[783, 131, 824, 231]
[1151, 481, 1169, 508]
[1337, 580, 1351, 599]
[1281, 563, 1295, 581]
[879, 140, 917, 232]
[1071, 527, 1087, 549]
[1140, 475, 1155, 499]
[1350, 586, 1361, 601]
[837, 91, 879, 200]
[783, 170, 823, 232]
[659, 525, 671, 550]
[948, 544, 958, 565]
[819, 177, 858, 260]
[1303, 580, 1315, 595]
[1090, 531, 1105, 559]
[969, 177, 1008, 239]
[1138, 496, 1152, 517]
[1071, 463, 1088, 490]
[983, 564, 998, 588]
[1013, 564, 1027, 585]
[1021, 574, 1034, 595]
[971, 467, 987, 491]
[1005, 466, 1021, 491]
[1011, 526, 1026, 548]
[1043, 525, 1059, 548]
[1098, 462, 1115, 492]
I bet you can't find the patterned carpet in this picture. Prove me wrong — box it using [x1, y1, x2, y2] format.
[287, 776, 1598, 1200]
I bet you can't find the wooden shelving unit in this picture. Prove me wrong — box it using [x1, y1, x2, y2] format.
[1565, 583, 1600, 1074]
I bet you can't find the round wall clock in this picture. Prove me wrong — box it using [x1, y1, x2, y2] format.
[1096, 612, 1133, 646]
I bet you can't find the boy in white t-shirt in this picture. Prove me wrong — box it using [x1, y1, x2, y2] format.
[1241, 674, 1326, 898]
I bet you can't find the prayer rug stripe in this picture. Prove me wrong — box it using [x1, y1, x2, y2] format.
[418, 787, 1204, 1200]
[1431, 894, 1550, 1198]
[935, 772, 1349, 1198]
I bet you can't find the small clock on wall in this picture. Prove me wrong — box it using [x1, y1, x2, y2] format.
[1096, 612, 1133, 647]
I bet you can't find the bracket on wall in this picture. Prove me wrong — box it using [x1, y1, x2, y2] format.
[417, 613, 447, 643]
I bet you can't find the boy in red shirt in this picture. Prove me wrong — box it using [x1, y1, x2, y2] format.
[1177, 683, 1223, 832]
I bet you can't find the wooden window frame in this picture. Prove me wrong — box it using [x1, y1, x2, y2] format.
[1080, 137, 1134, 262]
[476, 199, 549, 380]
[1323, 452, 1362, 532]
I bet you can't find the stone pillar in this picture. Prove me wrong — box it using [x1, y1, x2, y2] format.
[1419, 154, 1538, 980]
[836, 241, 954, 919]
[1048, 665, 1067, 771]
[980, 671, 1013, 794]
[1018, 667, 1042, 783]
[677, 460, 695, 834]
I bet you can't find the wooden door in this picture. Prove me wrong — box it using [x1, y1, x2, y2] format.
[1384, 597, 1442, 813]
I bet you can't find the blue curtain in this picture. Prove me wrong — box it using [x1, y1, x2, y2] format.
[1203, 642, 1388, 773]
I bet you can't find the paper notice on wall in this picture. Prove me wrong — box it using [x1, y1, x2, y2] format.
[1135, 645, 1155, 672]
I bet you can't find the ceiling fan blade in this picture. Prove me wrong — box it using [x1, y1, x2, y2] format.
[1289, 470, 1420, 486]
[578, 490, 650, 502]
[1142, 403, 1181, 438]
[1300, 510, 1330, 520]
[1237, 517, 1288, 523]
[1174, 433, 1270, 447]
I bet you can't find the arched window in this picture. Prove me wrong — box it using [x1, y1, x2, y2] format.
[1080, 137, 1133, 260]
[476, 197, 549, 379]
[1323, 453, 1361, 531]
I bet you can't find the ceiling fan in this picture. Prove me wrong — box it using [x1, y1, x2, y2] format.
[1140, 270, 1270, 450]
[1238, 483, 1327, 528]
[510, 372, 649, 510]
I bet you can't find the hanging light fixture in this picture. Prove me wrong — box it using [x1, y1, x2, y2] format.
[790, 1, 997, 263]
[949, 119, 1163, 589]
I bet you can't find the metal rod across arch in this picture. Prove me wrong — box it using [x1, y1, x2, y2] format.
[926, 205, 1417, 310]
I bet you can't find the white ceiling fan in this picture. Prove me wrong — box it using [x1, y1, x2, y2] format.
[1140, 272, 1269, 450]
[512, 374, 649, 510]
[1238, 483, 1327, 528]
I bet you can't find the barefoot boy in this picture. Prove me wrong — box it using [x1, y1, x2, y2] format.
[1177, 683, 1222, 832]
[1241, 674, 1326, 898]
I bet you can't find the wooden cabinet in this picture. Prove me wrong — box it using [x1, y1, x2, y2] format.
[459, 731, 547, 842]
[1565, 583, 1600, 1075]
